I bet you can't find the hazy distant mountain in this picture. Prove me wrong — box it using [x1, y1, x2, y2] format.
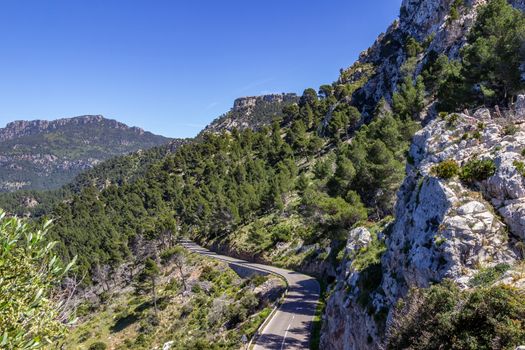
[0, 115, 171, 191]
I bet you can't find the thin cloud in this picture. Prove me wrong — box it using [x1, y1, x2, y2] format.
[205, 101, 219, 110]
[178, 122, 206, 129]
[237, 77, 275, 94]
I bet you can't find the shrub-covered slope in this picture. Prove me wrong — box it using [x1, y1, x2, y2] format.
[0, 115, 172, 192]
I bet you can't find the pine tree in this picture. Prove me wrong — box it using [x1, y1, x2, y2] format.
[137, 258, 160, 316]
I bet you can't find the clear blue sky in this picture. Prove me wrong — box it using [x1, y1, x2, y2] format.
[0, 0, 401, 138]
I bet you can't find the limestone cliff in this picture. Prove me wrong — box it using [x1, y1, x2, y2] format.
[345, 0, 524, 117]
[321, 0, 525, 347]
[321, 102, 525, 349]
[199, 93, 298, 136]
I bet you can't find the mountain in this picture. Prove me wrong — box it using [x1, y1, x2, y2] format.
[0, 115, 172, 192]
[4, 0, 525, 349]
[199, 93, 299, 136]
[320, 0, 525, 348]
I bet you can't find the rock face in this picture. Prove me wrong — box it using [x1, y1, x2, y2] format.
[345, 0, 524, 117]
[321, 107, 525, 349]
[199, 93, 298, 135]
[0, 115, 171, 191]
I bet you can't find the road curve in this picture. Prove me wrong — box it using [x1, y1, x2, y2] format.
[180, 241, 320, 350]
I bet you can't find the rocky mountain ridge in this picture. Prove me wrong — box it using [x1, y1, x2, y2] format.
[346, 0, 525, 118]
[321, 102, 525, 349]
[0, 115, 171, 191]
[0, 115, 147, 141]
[320, 0, 525, 348]
[199, 93, 298, 135]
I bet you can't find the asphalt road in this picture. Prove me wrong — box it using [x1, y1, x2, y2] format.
[180, 241, 320, 350]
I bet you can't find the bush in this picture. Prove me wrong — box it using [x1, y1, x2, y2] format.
[446, 113, 460, 126]
[0, 212, 74, 348]
[514, 160, 525, 177]
[432, 159, 460, 179]
[89, 342, 108, 350]
[469, 263, 511, 287]
[271, 224, 292, 244]
[459, 158, 497, 182]
[503, 123, 519, 135]
[388, 281, 525, 350]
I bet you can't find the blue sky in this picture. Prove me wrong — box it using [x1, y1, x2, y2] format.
[0, 0, 402, 138]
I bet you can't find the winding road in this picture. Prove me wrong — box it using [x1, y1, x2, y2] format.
[180, 241, 320, 350]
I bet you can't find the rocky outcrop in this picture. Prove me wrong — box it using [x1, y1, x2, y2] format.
[321, 106, 525, 349]
[200, 93, 298, 135]
[347, 0, 524, 117]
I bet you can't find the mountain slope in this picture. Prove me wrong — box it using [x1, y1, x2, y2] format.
[0, 115, 171, 191]
[10, 0, 525, 348]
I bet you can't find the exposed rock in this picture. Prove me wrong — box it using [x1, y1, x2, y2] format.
[322, 109, 525, 349]
[162, 341, 174, 350]
[345, 227, 372, 256]
[515, 94, 525, 117]
[199, 93, 298, 136]
[344, 0, 524, 118]
[253, 277, 286, 303]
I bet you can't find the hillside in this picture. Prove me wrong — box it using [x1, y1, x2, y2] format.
[0, 115, 172, 192]
[3, 0, 525, 349]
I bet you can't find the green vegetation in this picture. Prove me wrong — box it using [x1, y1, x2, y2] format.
[351, 233, 387, 272]
[514, 160, 525, 177]
[63, 249, 281, 350]
[433, 158, 496, 183]
[199, 94, 299, 137]
[503, 123, 520, 136]
[88, 342, 108, 350]
[310, 280, 328, 350]
[0, 117, 172, 192]
[469, 263, 511, 287]
[438, 0, 525, 110]
[0, 212, 74, 349]
[459, 158, 497, 183]
[448, 0, 464, 23]
[36, 70, 419, 279]
[432, 159, 460, 179]
[393, 75, 425, 120]
[388, 281, 525, 350]
[136, 258, 161, 316]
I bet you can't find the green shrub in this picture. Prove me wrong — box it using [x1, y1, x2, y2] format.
[438, 112, 448, 119]
[0, 213, 74, 349]
[521, 148, 525, 157]
[405, 37, 422, 57]
[446, 113, 460, 127]
[477, 122, 485, 131]
[432, 159, 460, 179]
[472, 130, 482, 140]
[352, 237, 387, 272]
[469, 263, 511, 287]
[503, 123, 519, 135]
[514, 160, 525, 177]
[388, 281, 525, 349]
[271, 224, 292, 243]
[448, 0, 463, 22]
[459, 158, 497, 182]
[89, 342, 108, 350]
